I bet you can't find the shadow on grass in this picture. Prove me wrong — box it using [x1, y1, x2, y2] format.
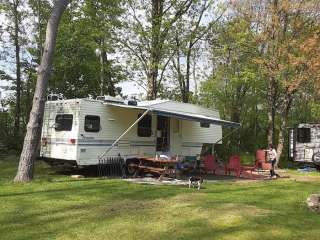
[1, 156, 320, 240]
[0, 181, 188, 239]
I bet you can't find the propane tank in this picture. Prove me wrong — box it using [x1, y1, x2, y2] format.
[256, 149, 266, 161]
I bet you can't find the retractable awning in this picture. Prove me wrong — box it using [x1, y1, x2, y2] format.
[103, 100, 240, 128]
[99, 99, 239, 158]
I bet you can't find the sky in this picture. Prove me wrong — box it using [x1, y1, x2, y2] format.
[117, 81, 145, 96]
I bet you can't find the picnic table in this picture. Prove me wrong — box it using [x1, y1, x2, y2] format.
[127, 156, 177, 179]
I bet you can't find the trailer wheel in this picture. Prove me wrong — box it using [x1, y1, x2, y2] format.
[125, 159, 139, 176]
[312, 152, 320, 168]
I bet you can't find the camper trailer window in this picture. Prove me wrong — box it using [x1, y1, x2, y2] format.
[55, 114, 73, 131]
[200, 122, 210, 128]
[297, 128, 311, 143]
[138, 114, 152, 137]
[85, 115, 100, 132]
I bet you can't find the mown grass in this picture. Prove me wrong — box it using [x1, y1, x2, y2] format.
[0, 155, 320, 240]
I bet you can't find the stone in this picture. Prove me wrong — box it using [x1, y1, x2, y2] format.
[71, 175, 84, 179]
[306, 194, 320, 212]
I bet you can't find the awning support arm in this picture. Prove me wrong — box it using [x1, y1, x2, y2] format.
[98, 108, 151, 160]
[214, 127, 240, 145]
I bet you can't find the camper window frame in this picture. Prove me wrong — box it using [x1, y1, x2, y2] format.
[137, 113, 152, 137]
[55, 114, 73, 131]
[84, 115, 100, 132]
[200, 122, 210, 128]
[297, 127, 311, 143]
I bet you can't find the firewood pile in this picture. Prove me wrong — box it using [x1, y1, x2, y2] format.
[306, 194, 320, 212]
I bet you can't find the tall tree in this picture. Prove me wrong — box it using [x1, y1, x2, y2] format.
[28, 0, 51, 64]
[82, 0, 124, 96]
[251, 0, 320, 164]
[120, 0, 192, 99]
[12, 0, 22, 136]
[15, 0, 69, 182]
[171, 0, 223, 103]
[19, 0, 51, 124]
[47, 0, 124, 98]
[234, 0, 320, 164]
[201, 17, 261, 154]
[0, 0, 26, 139]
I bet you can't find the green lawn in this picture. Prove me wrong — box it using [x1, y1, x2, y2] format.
[1, 155, 320, 240]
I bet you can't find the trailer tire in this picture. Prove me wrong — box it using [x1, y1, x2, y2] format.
[125, 159, 139, 176]
[312, 152, 320, 167]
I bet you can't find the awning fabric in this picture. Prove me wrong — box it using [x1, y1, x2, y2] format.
[104, 100, 240, 128]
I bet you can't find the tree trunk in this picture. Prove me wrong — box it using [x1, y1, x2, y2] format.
[26, 69, 32, 123]
[183, 42, 193, 103]
[37, 0, 44, 61]
[173, 34, 186, 102]
[147, 0, 163, 100]
[267, 109, 273, 145]
[230, 103, 241, 151]
[13, 0, 21, 139]
[14, 0, 69, 183]
[276, 94, 293, 167]
[276, 117, 286, 168]
[99, 40, 106, 96]
[267, 76, 277, 145]
[192, 52, 197, 99]
[146, 0, 192, 99]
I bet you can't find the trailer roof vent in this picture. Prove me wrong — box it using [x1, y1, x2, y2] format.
[126, 99, 138, 106]
[96, 95, 125, 104]
[47, 93, 64, 101]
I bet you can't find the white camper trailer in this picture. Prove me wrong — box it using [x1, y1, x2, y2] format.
[40, 97, 239, 166]
[288, 123, 320, 167]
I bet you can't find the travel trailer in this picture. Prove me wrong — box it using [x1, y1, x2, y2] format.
[288, 123, 320, 167]
[40, 96, 239, 166]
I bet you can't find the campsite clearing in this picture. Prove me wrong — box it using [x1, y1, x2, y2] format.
[1, 155, 320, 240]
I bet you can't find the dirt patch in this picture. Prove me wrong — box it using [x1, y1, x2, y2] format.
[124, 177, 189, 186]
[123, 173, 259, 186]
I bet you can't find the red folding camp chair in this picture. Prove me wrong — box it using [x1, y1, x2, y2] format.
[203, 154, 219, 175]
[225, 155, 242, 178]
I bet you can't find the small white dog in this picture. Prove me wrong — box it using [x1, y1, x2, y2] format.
[188, 176, 203, 190]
